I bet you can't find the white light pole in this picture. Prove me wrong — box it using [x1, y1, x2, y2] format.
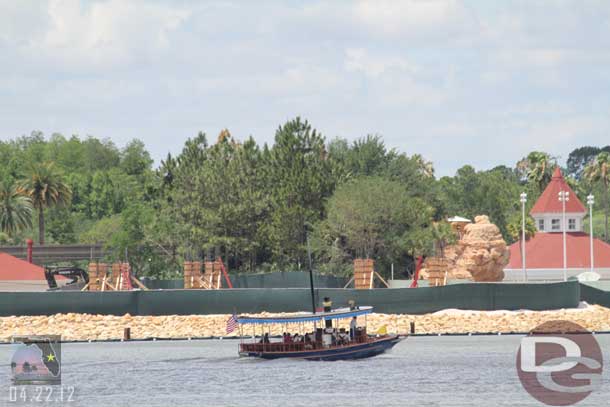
[520, 192, 528, 282]
[558, 190, 569, 281]
[587, 194, 595, 273]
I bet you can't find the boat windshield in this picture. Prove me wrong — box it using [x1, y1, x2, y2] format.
[236, 306, 373, 325]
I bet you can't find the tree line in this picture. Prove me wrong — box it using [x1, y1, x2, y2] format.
[0, 119, 608, 278]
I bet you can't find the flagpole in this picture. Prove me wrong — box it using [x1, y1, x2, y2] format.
[307, 236, 316, 314]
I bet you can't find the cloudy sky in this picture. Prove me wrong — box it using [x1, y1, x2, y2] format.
[1, 0, 610, 176]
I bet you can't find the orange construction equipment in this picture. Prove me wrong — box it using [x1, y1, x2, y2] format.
[409, 256, 424, 288]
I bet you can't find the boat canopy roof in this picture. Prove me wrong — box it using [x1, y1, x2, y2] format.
[237, 306, 373, 325]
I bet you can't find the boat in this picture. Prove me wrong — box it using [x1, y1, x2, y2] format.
[236, 305, 403, 360]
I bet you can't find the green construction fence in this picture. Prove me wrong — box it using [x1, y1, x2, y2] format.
[0, 281, 580, 316]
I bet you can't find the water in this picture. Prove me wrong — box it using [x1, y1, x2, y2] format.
[1, 335, 609, 407]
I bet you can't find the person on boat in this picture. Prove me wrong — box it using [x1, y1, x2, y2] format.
[293, 333, 302, 343]
[338, 329, 349, 345]
[262, 333, 270, 344]
[350, 317, 357, 340]
[304, 333, 313, 349]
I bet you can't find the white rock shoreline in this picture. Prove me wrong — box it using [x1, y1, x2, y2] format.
[2, 304, 610, 342]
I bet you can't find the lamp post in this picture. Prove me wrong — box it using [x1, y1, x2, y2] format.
[520, 192, 527, 282]
[587, 194, 595, 273]
[558, 190, 569, 281]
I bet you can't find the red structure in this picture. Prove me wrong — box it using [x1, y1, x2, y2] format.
[217, 258, 233, 288]
[530, 168, 586, 214]
[507, 233, 610, 270]
[26, 239, 33, 263]
[0, 252, 52, 291]
[505, 168, 610, 280]
[409, 256, 424, 288]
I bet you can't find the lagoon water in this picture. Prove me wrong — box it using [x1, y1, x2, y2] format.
[1, 335, 609, 407]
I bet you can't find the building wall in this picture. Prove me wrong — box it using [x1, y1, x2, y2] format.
[0, 280, 49, 292]
[532, 212, 586, 232]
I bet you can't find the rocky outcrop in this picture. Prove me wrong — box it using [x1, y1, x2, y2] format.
[422, 215, 509, 282]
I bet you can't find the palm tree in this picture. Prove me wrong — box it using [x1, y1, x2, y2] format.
[430, 221, 456, 257]
[20, 162, 72, 244]
[412, 154, 435, 178]
[507, 215, 537, 257]
[0, 181, 33, 236]
[584, 152, 610, 241]
[527, 152, 554, 191]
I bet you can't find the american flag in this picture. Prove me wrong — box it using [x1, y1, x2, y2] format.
[226, 313, 238, 334]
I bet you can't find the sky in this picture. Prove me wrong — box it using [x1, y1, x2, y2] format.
[1, 0, 610, 176]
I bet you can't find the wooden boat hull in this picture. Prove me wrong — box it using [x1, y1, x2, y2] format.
[239, 335, 402, 361]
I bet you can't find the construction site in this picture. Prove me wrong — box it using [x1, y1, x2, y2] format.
[1, 170, 610, 319]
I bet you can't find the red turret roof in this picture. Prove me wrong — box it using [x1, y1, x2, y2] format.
[530, 167, 586, 214]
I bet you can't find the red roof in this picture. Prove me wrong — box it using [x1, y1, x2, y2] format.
[530, 168, 585, 214]
[0, 252, 46, 280]
[506, 232, 610, 269]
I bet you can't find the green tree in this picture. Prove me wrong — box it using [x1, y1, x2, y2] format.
[46, 207, 77, 243]
[82, 137, 121, 171]
[437, 166, 520, 238]
[345, 134, 394, 176]
[507, 213, 537, 247]
[584, 152, 610, 241]
[158, 152, 177, 193]
[120, 139, 153, 177]
[516, 151, 555, 192]
[109, 203, 155, 275]
[428, 221, 456, 257]
[0, 180, 33, 236]
[266, 118, 334, 267]
[19, 162, 72, 244]
[566, 146, 610, 180]
[315, 176, 432, 276]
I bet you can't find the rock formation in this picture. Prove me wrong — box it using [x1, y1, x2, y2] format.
[422, 215, 510, 282]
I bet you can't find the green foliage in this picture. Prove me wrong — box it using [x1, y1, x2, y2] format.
[120, 139, 153, 177]
[506, 215, 537, 245]
[0, 179, 32, 237]
[2, 125, 610, 278]
[437, 165, 520, 239]
[45, 207, 77, 244]
[19, 162, 72, 244]
[567, 146, 610, 180]
[516, 151, 556, 193]
[584, 151, 610, 241]
[314, 176, 432, 276]
[80, 215, 122, 243]
[265, 118, 335, 267]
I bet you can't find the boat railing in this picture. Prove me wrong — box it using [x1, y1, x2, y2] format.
[240, 329, 370, 353]
[240, 342, 309, 353]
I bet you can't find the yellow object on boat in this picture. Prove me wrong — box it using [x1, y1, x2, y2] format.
[376, 325, 387, 335]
